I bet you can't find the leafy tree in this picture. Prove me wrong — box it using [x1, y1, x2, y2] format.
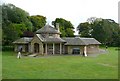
[52, 18, 74, 37]
[2, 3, 32, 45]
[77, 17, 120, 46]
[77, 22, 92, 37]
[91, 20, 107, 43]
[29, 15, 46, 32]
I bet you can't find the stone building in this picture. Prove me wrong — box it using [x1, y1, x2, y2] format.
[13, 23, 101, 56]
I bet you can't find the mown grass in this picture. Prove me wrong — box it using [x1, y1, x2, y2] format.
[2, 47, 118, 79]
[0, 52, 2, 80]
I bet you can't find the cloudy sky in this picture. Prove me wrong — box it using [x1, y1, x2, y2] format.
[1, 0, 119, 34]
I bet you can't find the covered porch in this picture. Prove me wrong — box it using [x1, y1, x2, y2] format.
[43, 43, 64, 55]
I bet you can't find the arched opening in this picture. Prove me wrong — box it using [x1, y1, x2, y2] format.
[34, 43, 39, 53]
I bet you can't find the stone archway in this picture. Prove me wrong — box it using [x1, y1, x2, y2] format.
[34, 43, 39, 53]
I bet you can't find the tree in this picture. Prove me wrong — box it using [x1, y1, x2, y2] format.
[29, 15, 46, 32]
[52, 18, 74, 37]
[2, 3, 32, 45]
[77, 17, 120, 46]
[91, 20, 107, 43]
[77, 22, 92, 37]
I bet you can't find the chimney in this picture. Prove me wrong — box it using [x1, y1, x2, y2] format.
[56, 23, 60, 32]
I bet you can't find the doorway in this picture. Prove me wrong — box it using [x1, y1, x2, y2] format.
[72, 48, 80, 54]
[34, 43, 39, 53]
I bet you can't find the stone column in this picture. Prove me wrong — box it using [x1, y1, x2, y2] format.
[45, 43, 47, 55]
[84, 46, 87, 57]
[63, 45, 65, 54]
[53, 43, 55, 55]
[28, 44, 31, 53]
[60, 43, 62, 54]
[41, 43, 43, 55]
[30, 43, 33, 53]
[15, 45, 17, 52]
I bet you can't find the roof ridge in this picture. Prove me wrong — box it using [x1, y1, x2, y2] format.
[36, 24, 60, 34]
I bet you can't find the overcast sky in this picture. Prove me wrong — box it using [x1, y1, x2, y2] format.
[1, 0, 119, 35]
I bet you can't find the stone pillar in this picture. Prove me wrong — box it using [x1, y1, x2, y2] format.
[39, 44, 41, 54]
[41, 43, 43, 55]
[84, 46, 87, 57]
[30, 43, 33, 53]
[22, 45, 25, 52]
[53, 43, 55, 55]
[45, 43, 47, 55]
[15, 45, 17, 52]
[68, 46, 70, 54]
[60, 43, 62, 54]
[28, 44, 31, 53]
[63, 45, 65, 54]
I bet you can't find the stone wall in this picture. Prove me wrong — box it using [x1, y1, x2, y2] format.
[87, 44, 100, 54]
[65, 45, 100, 55]
[30, 35, 43, 54]
[14, 44, 28, 53]
[65, 45, 84, 54]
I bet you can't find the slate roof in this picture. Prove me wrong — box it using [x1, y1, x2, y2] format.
[36, 24, 60, 34]
[80, 38, 101, 45]
[43, 37, 66, 43]
[36, 34, 65, 43]
[13, 36, 101, 45]
[63, 37, 101, 45]
[36, 34, 44, 41]
[13, 37, 33, 44]
[63, 37, 86, 45]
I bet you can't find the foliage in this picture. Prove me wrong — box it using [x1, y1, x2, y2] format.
[2, 46, 14, 51]
[2, 47, 118, 79]
[77, 18, 120, 46]
[2, 3, 119, 47]
[52, 18, 74, 37]
[77, 22, 91, 37]
[0, 52, 1, 80]
[29, 15, 46, 32]
[2, 3, 33, 45]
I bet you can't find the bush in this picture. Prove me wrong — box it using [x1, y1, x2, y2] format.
[2, 46, 14, 51]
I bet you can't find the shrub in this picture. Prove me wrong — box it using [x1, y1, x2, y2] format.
[2, 46, 14, 51]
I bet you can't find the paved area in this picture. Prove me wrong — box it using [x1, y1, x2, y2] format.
[87, 49, 108, 57]
[22, 49, 108, 58]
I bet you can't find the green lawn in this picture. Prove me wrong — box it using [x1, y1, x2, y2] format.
[0, 52, 2, 80]
[2, 47, 118, 79]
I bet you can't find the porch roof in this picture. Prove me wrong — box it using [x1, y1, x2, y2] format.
[63, 37, 101, 45]
[43, 37, 66, 43]
[36, 34, 65, 43]
[13, 37, 33, 44]
[80, 38, 101, 45]
[63, 37, 86, 45]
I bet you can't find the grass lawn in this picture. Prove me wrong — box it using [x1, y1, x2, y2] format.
[2, 47, 118, 79]
[0, 52, 2, 80]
